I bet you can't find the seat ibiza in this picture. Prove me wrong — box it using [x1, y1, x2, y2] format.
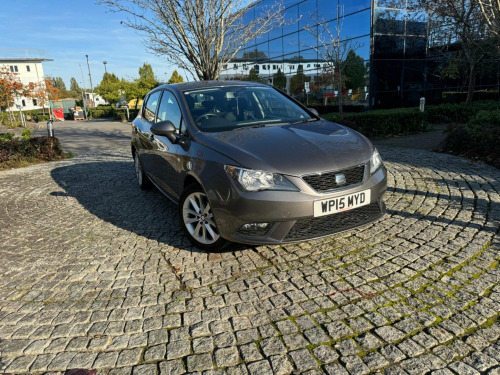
[132, 81, 387, 250]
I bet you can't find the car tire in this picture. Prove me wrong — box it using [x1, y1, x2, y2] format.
[134, 152, 153, 190]
[179, 184, 230, 251]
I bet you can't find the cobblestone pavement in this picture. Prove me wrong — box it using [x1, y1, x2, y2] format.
[0, 145, 499, 375]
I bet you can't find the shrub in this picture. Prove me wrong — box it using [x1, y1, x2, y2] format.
[323, 108, 427, 138]
[21, 129, 31, 140]
[0, 132, 15, 143]
[442, 90, 499, 103]
[87, 107, 115, 119]
[425, 101, 500, 124]
[0, 135, 68, 169]
[441, 109, 500, 168]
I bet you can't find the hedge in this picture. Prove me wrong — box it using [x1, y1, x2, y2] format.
[424, 101, 500, 124]
[0, 134, 68, 168]
[442, 91, 499, 103]
[322, 108, 427, 138]
[441, 109, 500, 168]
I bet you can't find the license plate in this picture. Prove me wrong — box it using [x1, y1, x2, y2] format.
[313, 189, 371, 217]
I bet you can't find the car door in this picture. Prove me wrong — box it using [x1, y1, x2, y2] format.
[146, 89, 182, 199]
[135, 90, 163, 181]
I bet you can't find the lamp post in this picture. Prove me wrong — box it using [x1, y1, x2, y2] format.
[79, 64, 88, 119]
[103, 61, 107, 73]
[85, 54, 95, 107]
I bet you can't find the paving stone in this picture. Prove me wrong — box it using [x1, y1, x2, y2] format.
[247, 359, 272, 374]
[375, 326, 406, 344]
[215, 346, 240, 367]
[159, 359, 185, 374]
[116, 348, 143, 367]
[187, 353, 214, 372]
[144, 344, 167, 361]
[239, 342, 263, 361]
[289, 349, 319, 372]
[269, 354, 294, 375]
[312, 345, 339, 364]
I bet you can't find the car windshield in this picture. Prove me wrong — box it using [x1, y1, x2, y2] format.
[183, 86, 315, 132]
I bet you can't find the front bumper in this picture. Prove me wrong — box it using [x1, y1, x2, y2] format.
[210, 165, 387, 245]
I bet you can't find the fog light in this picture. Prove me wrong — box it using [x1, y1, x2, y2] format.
[238, 222, 270, 236]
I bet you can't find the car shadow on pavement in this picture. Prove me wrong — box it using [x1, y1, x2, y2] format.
[49, 159, 245, 254]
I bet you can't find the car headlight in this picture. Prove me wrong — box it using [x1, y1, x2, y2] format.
[370, 148, 383, 174]
[225, 165, 298, 192]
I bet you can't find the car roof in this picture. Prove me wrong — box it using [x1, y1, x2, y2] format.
[156, 80, 270, 93]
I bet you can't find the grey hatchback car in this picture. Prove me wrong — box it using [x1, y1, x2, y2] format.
[132, 81, 387, 250]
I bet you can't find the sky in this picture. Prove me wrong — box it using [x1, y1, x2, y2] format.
[0, 0, 187, 89]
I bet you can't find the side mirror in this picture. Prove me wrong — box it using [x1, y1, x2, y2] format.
[308, 107, 319, 117]
[151, 120, 177, 143]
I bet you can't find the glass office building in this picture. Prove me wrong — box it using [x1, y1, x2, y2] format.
[220, 0, 493, 109]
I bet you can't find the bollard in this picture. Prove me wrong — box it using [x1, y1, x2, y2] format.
[47, 120, 54, 137]
[419, 97, 426, 112]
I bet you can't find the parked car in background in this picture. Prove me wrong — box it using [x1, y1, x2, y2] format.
[131, 81, 387, 250]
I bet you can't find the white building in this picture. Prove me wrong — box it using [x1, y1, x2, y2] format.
[219, 58, 329, 91]
[0, 51, 53, 112]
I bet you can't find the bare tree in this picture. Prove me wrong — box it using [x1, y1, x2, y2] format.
[420, 0, 490, 105]
[478, 0, 500, 40]
[303, 3, 362, 120]
[99, 0, 284, 81]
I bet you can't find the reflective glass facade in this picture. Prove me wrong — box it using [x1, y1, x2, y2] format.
[221, 0, 373, 107]
[221, 0, 498, 109]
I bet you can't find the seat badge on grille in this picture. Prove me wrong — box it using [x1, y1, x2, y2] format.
[335, 174, 347, 186]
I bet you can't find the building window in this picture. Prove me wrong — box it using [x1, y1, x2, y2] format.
[273, 65, 277, 70]
[33, 99, 37, 106]
[254, 65, 259, 71]
[307, 64, 311, 68]
[234, 64, 238, 69]
[22, 99, 26, 106]
[10, 65, 18, 73]
[262, 65, 267, 70]
[26, 65, 31, 72]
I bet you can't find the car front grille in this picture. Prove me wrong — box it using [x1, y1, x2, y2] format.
[283, 202, 383, 242]
[302, 165, 365, 193]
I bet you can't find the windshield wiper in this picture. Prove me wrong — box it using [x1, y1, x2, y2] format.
[233, 123, 267, 130]
[291, 118, 318, 125]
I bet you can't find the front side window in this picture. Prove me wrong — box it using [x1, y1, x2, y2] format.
[143, 90, 162, 122]
[26, 65, 31, 72]
[10, 65, 18, 73]
[156, 90, 182, 131]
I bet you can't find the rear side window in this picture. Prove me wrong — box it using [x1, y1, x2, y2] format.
[143, 90, 162, 122]
[157, 90, 182, 131]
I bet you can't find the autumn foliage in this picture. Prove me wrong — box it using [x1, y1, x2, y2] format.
[0, 66, 29, 110]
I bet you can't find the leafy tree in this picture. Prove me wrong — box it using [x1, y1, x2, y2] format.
[69, 77, 82, 98]
[51, 77, 69, 97]
[28, 79, 60, 115]
[343, 50, 367, 90]
[245, 68, 263, 83]
[0, 66, 26, 110]
[0, 66, 29, 125]
[99, 0, 285, 80]
[273, 68, 287, 91]
[242, 49, 267, 61]
[168, 70, 184, 84]
[95, 72, 122, 104]
[289, 65, 310, 94]
[137, 63, 158, 97]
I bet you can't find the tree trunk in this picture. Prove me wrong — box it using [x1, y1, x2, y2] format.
[466, 62, 476, 106]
